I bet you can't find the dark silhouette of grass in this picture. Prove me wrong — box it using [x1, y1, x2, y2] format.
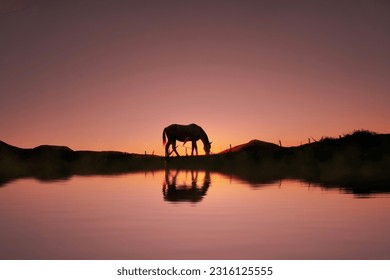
[1, 130, 389, 195]
[0, 140, 163, 183]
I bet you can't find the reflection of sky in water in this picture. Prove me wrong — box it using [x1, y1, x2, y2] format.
[0, 171, 389, 260]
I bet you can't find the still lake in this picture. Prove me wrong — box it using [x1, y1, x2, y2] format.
[1, 170, 389, 260]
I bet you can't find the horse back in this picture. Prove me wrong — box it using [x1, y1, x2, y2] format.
[164, 124, 202, 142]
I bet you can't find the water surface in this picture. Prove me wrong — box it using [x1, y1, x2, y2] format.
[1, 170, 389, 259]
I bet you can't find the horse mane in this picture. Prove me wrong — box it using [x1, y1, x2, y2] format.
[199, 126, 210, 143]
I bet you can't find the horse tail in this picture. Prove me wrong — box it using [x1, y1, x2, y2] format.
[162, 128, 167, 146]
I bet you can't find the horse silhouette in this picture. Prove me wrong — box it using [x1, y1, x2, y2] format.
[162, 123, 211, 157]
[162, 169, 211, 203]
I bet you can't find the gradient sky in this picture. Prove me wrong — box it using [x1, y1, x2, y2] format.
[1, 0, 389, 155]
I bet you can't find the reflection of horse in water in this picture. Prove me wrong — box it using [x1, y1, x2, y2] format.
[162, 124, 211, 157]
[162, 169, 211, 203]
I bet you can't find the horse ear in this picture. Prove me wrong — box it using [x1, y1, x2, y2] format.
[209, 142, 212, 145]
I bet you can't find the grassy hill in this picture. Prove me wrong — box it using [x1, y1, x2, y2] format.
[1, 130, 389, 194]
[165, 130, 390, 194]
[220, 139, 282, 154]
[0, 140, 163, 183]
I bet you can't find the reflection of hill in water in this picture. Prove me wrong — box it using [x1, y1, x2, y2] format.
[1, 131, 389, 195]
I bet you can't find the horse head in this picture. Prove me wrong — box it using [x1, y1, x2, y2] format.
[204, 141, 212, 155]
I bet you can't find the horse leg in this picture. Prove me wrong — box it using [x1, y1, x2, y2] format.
[191, 170, 197, 188]
[165, 141, 171, 157]
[172, 140, 180, 157]
[192, 141, 198, 156]
[191, 170, 198, 182]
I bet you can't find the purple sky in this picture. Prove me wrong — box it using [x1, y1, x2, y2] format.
[1, 0, 389, 154]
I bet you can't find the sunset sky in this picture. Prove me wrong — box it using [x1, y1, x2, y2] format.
[1, 0, 389, 155]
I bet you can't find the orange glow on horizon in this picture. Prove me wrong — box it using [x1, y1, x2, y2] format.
[0, 1, 389, 155]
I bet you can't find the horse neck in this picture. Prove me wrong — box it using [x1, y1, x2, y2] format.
[199, 128, 209, 146]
